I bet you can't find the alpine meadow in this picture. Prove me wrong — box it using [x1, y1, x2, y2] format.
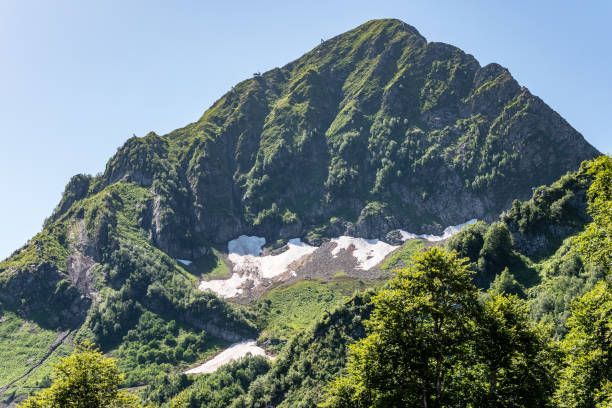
[1, 18, 610, 408]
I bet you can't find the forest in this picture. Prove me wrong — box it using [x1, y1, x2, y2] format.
[15, 155, 611, 408]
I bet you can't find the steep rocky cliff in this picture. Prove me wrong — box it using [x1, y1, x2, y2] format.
[44, 19, 596, 259]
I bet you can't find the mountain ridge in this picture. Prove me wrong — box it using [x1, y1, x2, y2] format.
[44, 18, 597, 259]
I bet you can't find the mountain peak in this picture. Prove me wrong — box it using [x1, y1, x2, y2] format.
[50, 19, 599, 255]
[351, 18, 424, 38]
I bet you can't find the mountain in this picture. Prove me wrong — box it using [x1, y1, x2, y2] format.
[49, 18, 597, 256]
[140, 159, 607, 408]
[0, 18, 601, 406]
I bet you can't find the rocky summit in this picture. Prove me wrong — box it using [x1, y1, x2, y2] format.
[48, 18, 597, 258]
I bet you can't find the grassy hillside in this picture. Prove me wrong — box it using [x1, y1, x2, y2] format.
[0, 182, 257, 404]
[0, 18, 603, 406]
[143, 158, 608, 408]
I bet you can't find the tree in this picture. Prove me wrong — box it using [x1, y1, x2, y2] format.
[19, 341, 149, 408]
[556, 281, 612, 408]
[321, 248, 478, 408]
[488, 268, 525, 297]
[446, 221, 488, 264]
[471, 293, 558, 407]
[576, 155, 612, 271]
[478, 222, 514, 279]
[321, 248, 558, 408]
[595, 381, 612, 408]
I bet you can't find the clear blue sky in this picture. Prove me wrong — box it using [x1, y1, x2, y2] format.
[1, 0, 611, 260]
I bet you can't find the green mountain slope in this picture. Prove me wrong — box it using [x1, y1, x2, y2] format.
[0, 18, 602, 406]
[49, 18, 597, 256]
[146, 160, 605, 408]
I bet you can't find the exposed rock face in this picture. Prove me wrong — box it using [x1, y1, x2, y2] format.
[46, 20, 598, 257]
[0, 19, 603, 405]
[52, 19, 599, 258]
[0, 262, 89, 328]
[66, 253, 97, 299]
[47, 174, 91, 223]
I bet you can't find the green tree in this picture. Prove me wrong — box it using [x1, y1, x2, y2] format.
[321, 249, 558, 408]
[19, 341, 148, 408]
[576, 155, 612, 271]
[488, 268, 525, 297]
[595, 381, 612, 408]
[446, 221, 488, 264]
[478, 222, 514, 278]
[321, 248, 478, 408]
[556, 281, 612, 408]
[470, 293, 558, 407]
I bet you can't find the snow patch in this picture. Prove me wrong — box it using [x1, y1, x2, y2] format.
[399, 219, 478, 242]
[185, 340, 270, 375]
[331, 237, 398, 270]
[258, 238, 317, 279]
[228, 237, 316, 279]
[198, 220, 477, 298]
[198, 272, 258, 298]
[177, 259, 192, 266]
[200, 237, 316, 298]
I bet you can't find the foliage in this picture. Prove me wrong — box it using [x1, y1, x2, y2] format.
[0, 227, 69, 273]
[17, 341, 149, 408]
[446, 220, 533, 289]
[322, 248, 477, 407]
[488, 267, 525, 297]
[321, 248, 557, 408]
[0, 18, 605, 406]
[477, 221, 515, 278]
[575, 155, 612, 270]
[445, 221, 488, 264]
[112, 311, 226, 386]
[378, 239, 425, 270]
[47, 18, 594, 242]
[233, 292, 375, 408]
[0, 312, 73, 403]
[254, 278, 369, 348]
[501, 164, 593, 258]
[468, 293, 558, 407]
[528, 238, 604, 336]
[193, 248, 230, 280]
[148, 357, 270, 408]
[555, 281, 612, 408]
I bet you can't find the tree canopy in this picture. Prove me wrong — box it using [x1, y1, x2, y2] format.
[576, 155, 612, 271]
[556, 280, 612, 408]
[321, 248, 556, 408]
[18, 341, 149, 408]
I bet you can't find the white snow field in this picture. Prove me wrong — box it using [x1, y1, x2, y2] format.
[198, 271, 256, 298]
[177, 259, 192, 266]
[331, 237, 399, 270]
[198, 220, 477, 298]
[399, 219, 478, 242]
[199, 236, 316, 298]
[257, 238, 317, 279]
[185, 340, 270, 375]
